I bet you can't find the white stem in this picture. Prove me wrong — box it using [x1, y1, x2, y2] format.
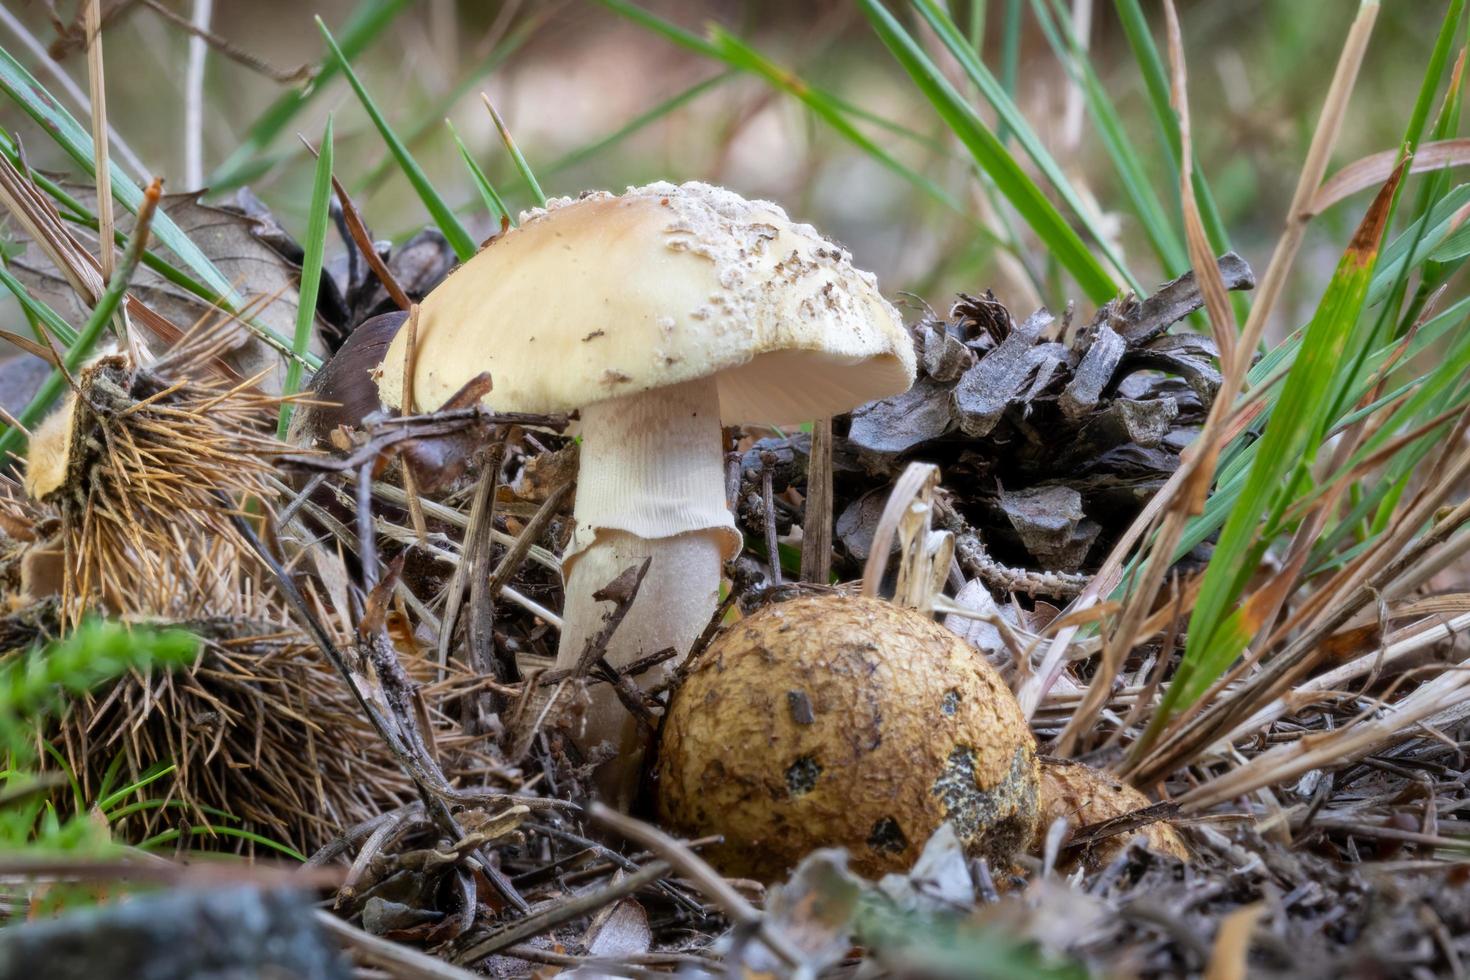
[556, 377, 735, 808]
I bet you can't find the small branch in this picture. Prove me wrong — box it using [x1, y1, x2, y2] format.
[139, 0, 311, 84]
[467, 441, 508, 720]
[799, 417, 832, 584]
[589, 803, 804, 969]
[315, 910, 484, 980]
[452, 859, 670, 964]
[437, 459, 496, 674]
[573, 559, 653, 677]
[759, 449, 781, 588]
[331, 173, 412, 310]
[486, 480, 572, 599]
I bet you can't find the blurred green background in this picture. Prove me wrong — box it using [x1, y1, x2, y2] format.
[0, 1, 1451, 335]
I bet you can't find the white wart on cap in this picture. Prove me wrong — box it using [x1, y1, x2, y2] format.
[377, 181, 916, 807]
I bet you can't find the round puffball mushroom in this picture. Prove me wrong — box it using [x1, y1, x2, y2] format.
[656, 594, 1040, 881]
[1032, 759, 1189, 869]
[376, 182, 916, 804]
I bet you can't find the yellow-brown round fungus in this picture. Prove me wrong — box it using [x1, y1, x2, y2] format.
[656, 594, 1039, 881]
[1032, 759, 1189, 869]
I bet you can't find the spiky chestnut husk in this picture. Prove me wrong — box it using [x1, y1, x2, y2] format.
[656, 594, 1039, 881]
[1032, 759, 1189, 869]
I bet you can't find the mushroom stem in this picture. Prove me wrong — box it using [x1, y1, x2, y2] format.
[557, 377, 735, 807]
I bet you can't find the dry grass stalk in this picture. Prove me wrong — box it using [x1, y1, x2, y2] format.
[1029, 0, 1383, 751]
[83, 0, 113, 287]
[1127, 429, 1470, 787]
[1053, 1, 1235, 754]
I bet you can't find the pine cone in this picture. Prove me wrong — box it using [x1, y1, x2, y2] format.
[836, 254, 1255, 585]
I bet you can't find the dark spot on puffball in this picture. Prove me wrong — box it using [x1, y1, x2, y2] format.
[785, 756, 821, 796]
[787, 690, 815, 725]
[866, 816, 908, 855]
[942, 689, 961, 716]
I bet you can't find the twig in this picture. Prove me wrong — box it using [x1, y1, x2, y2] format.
[314, 910, 484, 980]
[397, 304, 429, 540]
[573, 559, 653, 677]
[437, 459, 496, 674]
[451, 859, 671, 964]
[138, 0, 311, 84]
[331, 173, 412, 311]
[589, 803, 804, 969]
[356, 459, 379, 592]
[486, 480, 573, 599]
[533, 822, 706, 917]
[759, 449, 781, 587]
[467, 441, 509, 721]
[799, 417, 832, 584]
[499, 945, 707, 977]
[935, 497, 1088, 597]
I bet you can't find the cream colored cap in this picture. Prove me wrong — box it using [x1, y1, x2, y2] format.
[376, 181, 915, 425]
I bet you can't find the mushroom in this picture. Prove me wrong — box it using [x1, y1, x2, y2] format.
[377, 182, 915, 803]
[657, 594, 1040, 881]
[287, 310, 408, 450]
[1032, 759, 1189, 869]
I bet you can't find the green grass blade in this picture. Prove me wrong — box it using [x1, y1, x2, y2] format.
[1371, 1, 1465, 341]
[1166, 168, 1401, 714]
[998, 0, 1022, 143]
[140, 825, 307, 862]
[1028, 0, 1188, 275]
[0, 263, 79, 347]
[354, 10, 549, 197]
[908, 0, 1140, 292]
[94, 751, 127, 809]
[1111, 0, 1232, 259]
[95, 762, 177, 814]
[316, 18, 478, 261]
[706, 28, 970, 216]
[448, 119, 511, 226]
[481, 96, 546, 207]
[208, 0, 410, 190]
[1428, 218, 1470, 262]
[598, 0, 964, 208]
[0, 50, 317, 367]
[860, 0, 1119, 304]
[1403, 1, 1465, 158]
[596, 0, 720, 56]
[277, 117, 334, 440]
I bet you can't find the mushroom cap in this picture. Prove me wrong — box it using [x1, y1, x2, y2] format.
[289, 311, 408, 449]
[1032, 759, 1189, 869]
[656, 594, 1039, 882]
[376, 181, 916, 424]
